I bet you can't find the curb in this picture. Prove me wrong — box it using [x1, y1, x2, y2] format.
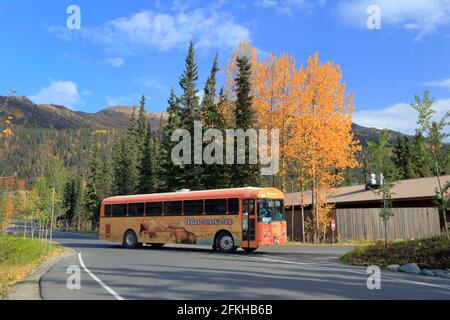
[5, 248, 77, 300]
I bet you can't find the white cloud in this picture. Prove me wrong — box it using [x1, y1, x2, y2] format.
[134, 77, 169, 92]
[337, 0, 450, 40]
[30, 80, 81, 109]
[105, 57, 125, 68]
[106, 96, 136, 107]
[424, 78, 450, 90]
[353, 99, 450, 135]
[48, 9, 251, 53]
[255, 0, 326, 16]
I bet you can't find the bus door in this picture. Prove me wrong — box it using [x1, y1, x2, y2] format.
[242, 199, 257, 248]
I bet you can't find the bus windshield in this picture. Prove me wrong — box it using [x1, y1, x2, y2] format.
[257, 199, 285, 222]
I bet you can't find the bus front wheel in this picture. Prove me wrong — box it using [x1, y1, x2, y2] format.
[215, 232, 236, 253]
[123, 230, 140, 249]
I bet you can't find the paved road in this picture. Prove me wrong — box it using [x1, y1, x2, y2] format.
[40, 231, 450, 300]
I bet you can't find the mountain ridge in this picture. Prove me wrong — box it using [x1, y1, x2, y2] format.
[0, 95, 407, 145]
[0, 96, 164, 130]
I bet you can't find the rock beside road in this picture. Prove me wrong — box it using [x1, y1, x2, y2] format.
[399, 263, 421, 274]
[421, 269, 436, 277]
[394, 264, 450, 279]
[386, 264, 400, 272]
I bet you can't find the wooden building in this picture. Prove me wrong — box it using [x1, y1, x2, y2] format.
[285, 175, 450, 242]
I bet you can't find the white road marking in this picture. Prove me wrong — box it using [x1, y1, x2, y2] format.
[248, 255, 450, 291]
[78, 253, 125, 300]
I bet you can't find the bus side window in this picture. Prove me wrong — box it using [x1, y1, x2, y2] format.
[104, 205, 112, 217]
[228, 198, 239, 215]
[146, 202, 162, 216]
[112, 204, 127, 217]
[129, 203, 145, 217]
[164, 201, 182, 216]
[205, 199, 226, 215]
[184, 200, 204, 216]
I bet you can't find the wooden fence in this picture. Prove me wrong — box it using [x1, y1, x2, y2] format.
[336, 207, 441, 242]
[285, 207, 441, 242]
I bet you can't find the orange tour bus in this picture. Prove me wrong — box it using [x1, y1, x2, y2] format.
[99, 187, 287, 253]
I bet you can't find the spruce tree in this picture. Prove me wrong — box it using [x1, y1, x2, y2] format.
[201, 54, 223, 129]
[177, 41, 203, 190]
[112, 109, 140, 195]
[230, 55, 260, 187]
[161, 88, 184, 191]
[138, 124, 155, 194]
[98, 156, 113, 200]
[128, 108, 138, 138]
[137, 95, 148, 147]
[84, 145, 101, 230]
[152, 118, 164, 192]
[200, 54, 227, 189]
[112, 131, 139, 195]
[394, 136, 415, 180]
[63, 175, 79, 229]
[179, 41, 200, 131]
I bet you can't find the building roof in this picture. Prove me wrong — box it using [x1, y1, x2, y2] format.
[285, 175, 450, 207]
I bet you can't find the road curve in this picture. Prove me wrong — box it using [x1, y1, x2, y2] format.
[40, 231, 450, 300]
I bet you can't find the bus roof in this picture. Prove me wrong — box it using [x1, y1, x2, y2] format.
[102, 187, 284, 204]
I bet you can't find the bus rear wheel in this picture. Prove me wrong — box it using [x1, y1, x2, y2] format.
[123, 230, 140, 249]
[215, 232, 236, 253]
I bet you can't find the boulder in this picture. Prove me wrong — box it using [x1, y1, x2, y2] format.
[433, 270, 450, 279]
[399, 263, 421, 274]
[386, 264, 400, 272]
[421, 269, 436, 277]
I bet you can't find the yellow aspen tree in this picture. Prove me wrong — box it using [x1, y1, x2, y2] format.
[287, 53, 361, 243]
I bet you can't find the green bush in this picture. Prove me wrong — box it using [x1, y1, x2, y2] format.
[341, 237, 450, 269]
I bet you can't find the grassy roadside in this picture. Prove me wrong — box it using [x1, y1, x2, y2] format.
[0, 236, 61, 299]
[341, 237, 450, 269]
[285, 241, 374, 247]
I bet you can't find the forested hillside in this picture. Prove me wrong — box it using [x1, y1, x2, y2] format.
[0, 95, 412, 182]
[0, 127, 116, 180]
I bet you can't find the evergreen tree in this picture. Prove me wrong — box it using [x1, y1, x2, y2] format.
[63, 175, 79, 229]
[84, 145, 101, 230]
[138, 124, 155, 194]
[179, 41, 200, 131]
[201, 54, 223, 129]
[112, 130, 139, 195]
[394, 136, 415, 179]
[230, 55, 260, 187]
[177, 42, 203, 190]
[98, 156, 113, 200]
[128, 108, 138, 138]
[200, 54, 228, 189]
[152, 118, 164, 192]
[137, 95, 147, 146]
[161, 88, 184, 191]
[112, 107, 142, 196]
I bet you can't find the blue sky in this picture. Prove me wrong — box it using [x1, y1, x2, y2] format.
[0, 0, 449, 134]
